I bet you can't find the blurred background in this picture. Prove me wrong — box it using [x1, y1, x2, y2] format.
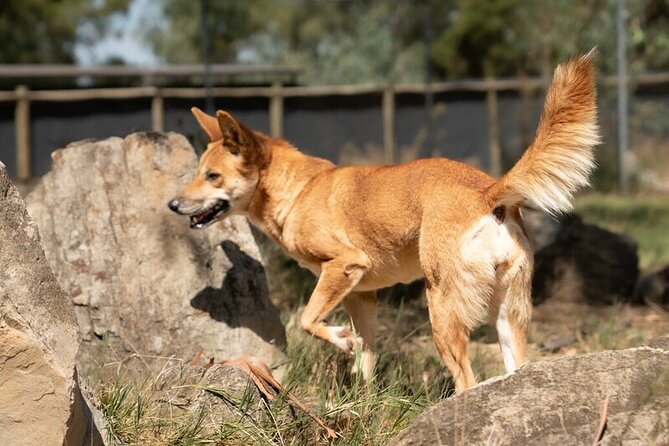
[2, 0, 669, 196]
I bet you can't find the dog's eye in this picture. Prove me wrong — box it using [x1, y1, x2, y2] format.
[206, 172, 220, 181]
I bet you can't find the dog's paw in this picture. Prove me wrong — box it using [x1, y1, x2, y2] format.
[324, 326, 361, 355]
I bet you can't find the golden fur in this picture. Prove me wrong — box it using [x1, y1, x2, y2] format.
[168, 54, 599, 393]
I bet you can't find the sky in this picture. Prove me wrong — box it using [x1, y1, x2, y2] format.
[75, 0, 160, 66]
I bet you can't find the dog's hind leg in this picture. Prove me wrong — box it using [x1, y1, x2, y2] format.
[423, 259, 493, 393]
[426, 286, 478, 393]
[489, 241, 533, 373]
[300, 250, 371, 354]
[342, 291, 378, 380]
[421, 217, 497, 393]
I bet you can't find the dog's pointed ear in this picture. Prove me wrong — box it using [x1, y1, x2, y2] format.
[191, 107, 222, 141]
[216, 110, 268, 165]
[216, 110, 248, 151]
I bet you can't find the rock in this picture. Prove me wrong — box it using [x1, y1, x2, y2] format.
[522, 205, 564, 251]
[634, 263, 669, 308]
[525, 208, 640, 305]
[390, 338, 669, 446]
[192, 364, 264, 425]
[647, 335, 669, 350]
[25, 132, 286, 374]
[148, 360, 263, 434]
[0, 162, 104, 445]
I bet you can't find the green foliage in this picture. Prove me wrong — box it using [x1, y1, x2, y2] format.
[629, 0, 669, 72]
[430, 0, 618, 78]
[431, 0, 525, 77]
[0, 0, 130, 63]
[5, 0, 669, 83]
[144, 0, 669, 83]
[145, 0, 454, 84]
[146, 0, 256, 64]
[430, 0, 669, 78]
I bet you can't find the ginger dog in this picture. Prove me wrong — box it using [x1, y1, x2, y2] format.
[168, 54, 598, 393]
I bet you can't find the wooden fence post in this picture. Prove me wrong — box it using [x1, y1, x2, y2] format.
[15, 85, 30, 181]
[486, 83, 502, 178]
[269, 81, 284, 139]
[151, 87, 164, 132]
[383, 86, 396, 164]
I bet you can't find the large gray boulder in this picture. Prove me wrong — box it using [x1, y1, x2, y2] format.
[634, 263, 669, 308]
[25, 133, 286, 374]
[0, 161, 103, 445]
[390, 337, 669, 445]
[523, 207, 640, 305]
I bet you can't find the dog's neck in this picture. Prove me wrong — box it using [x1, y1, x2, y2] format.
[245, 137, 334, 243]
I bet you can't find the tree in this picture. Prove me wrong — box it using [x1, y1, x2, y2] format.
[145, 0, 257, 64]
[144, 0, 669, 83]
[430, 0, 669, 79]
[145, 0, 453, 84]
[430, 0, 525, 78]
[629, 0, 669, 72]
[430, 0, 617, 79]
[0, 0, 130, 64]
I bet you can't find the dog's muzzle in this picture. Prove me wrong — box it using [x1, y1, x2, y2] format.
[167, 198, 230, 229]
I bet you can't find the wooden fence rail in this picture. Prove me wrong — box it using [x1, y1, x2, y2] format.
[3, 71, 669, 181]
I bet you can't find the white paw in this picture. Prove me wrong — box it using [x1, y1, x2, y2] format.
[323, 326, 361, 355]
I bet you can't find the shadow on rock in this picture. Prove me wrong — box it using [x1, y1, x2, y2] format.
[191, 240, 286, 347]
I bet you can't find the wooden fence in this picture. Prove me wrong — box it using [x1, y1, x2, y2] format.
[2, 70, 669, 182]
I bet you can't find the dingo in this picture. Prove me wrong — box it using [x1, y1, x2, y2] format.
[168, 54, 598, 393]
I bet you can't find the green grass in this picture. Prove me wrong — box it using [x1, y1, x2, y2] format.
[579, 303, 647, 352]
[95, 309, 451, 445]
[575, 194, 669, 270]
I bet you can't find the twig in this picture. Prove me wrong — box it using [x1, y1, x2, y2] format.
[190, 349, 204, 366]
[223, 356, 340, 439]
[592, 394, 610, 445]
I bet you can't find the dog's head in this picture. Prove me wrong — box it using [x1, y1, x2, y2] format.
[168, 107, 267, 229]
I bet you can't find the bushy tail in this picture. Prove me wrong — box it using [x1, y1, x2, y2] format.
[486, 51, 600, 214]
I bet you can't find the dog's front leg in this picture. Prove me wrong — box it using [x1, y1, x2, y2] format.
[300, 251, 370, 355]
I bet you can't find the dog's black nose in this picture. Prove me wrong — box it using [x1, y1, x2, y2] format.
[168, 199, 180, 212]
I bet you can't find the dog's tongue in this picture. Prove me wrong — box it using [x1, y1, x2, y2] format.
[191, 211, 209, 225]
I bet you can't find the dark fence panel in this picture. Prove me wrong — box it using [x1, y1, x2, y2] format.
[397, 92, 489, 162]
[0, 91, 549, 177]
[30, 99, 151, 176]
[164, 97, 270, 149]
[1, 81, 667, 194]
[284, 94, 383, 162]
[0, 103, 15, 174]
[395, 91, 543, 169]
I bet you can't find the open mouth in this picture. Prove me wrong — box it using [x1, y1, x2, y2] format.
[189, 199, 230, 229]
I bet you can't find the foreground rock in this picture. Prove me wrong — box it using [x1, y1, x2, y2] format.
[523, 207, 640, 305]
[391, 337, 669, 445]
[26, 133, 286, 374]
[157, 362, 262, 426]
[0, 162, 103, 445]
